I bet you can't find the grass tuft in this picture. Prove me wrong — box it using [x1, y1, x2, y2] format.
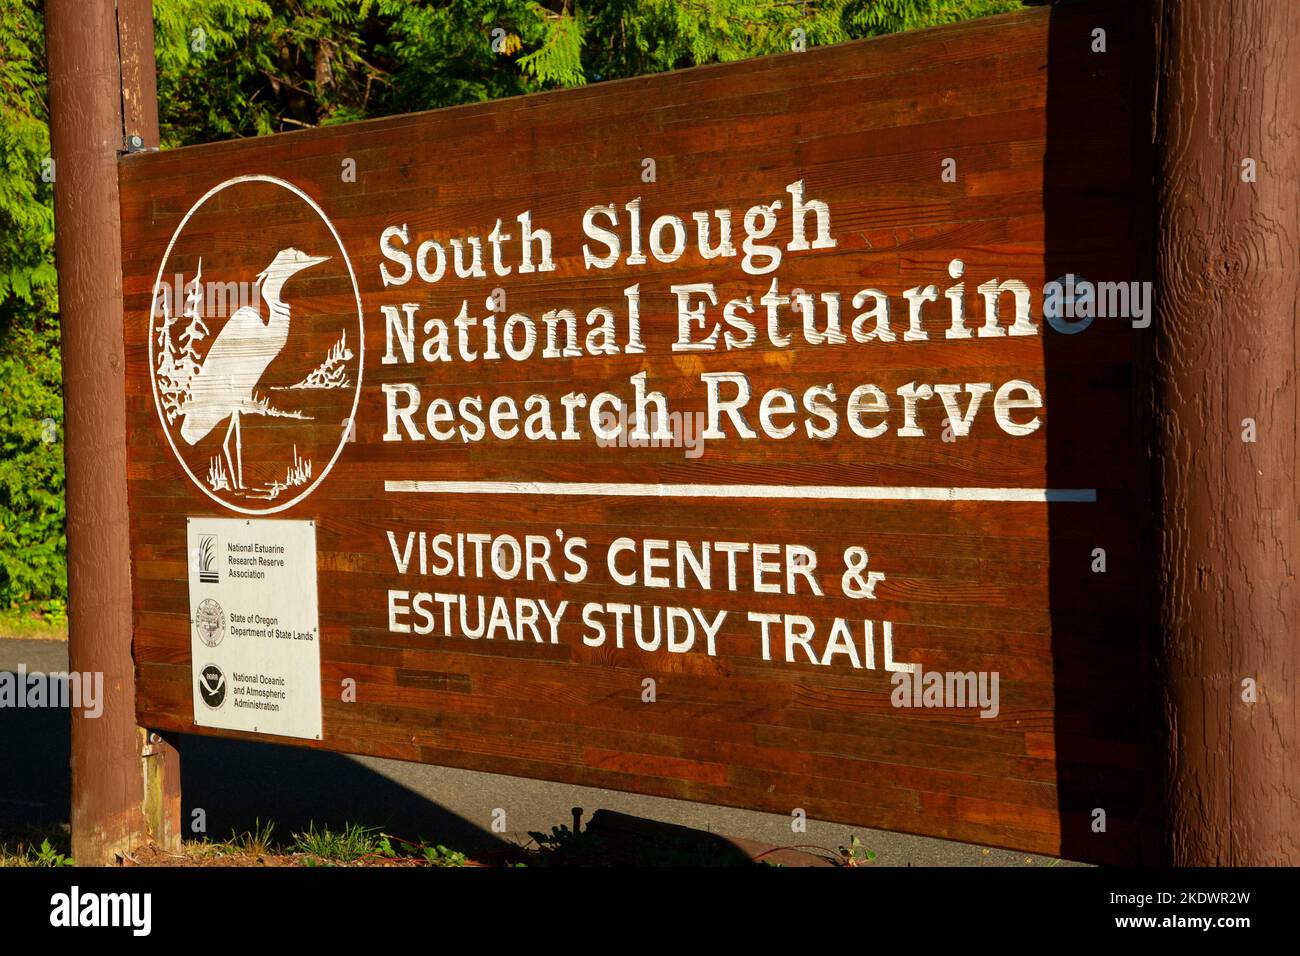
[291, 822, 384, 863]
[225, 818, 277, 856]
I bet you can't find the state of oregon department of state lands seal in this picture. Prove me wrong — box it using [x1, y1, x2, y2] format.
[194, 598, 226, 648]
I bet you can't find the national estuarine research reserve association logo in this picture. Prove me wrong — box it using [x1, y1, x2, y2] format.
[148, 175, 365, 515]
[197, 532, 219, 583]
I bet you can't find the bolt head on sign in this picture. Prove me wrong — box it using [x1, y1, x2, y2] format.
[148, 175, 364, 514]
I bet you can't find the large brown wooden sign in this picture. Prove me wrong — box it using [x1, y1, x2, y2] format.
[122, 2, 1154, 862]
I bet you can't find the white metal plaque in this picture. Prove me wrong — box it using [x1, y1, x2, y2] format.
[186, 517, 322, 739]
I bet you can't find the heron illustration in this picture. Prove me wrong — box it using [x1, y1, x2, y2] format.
[179, 248, 329, 489]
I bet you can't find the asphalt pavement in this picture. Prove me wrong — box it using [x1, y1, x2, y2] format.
[1, 638, 1078, 866]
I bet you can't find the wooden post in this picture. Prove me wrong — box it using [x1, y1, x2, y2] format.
[45, 0, 181, 864]
[1152, 0, 1300, 864]
[118, 0, 162, 150]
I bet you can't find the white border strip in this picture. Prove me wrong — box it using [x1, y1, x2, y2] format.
[384, 481, 1096, 503]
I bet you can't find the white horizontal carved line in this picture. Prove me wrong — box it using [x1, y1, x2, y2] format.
[384, 481, 1097, 503]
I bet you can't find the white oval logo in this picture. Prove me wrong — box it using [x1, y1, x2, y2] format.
[148, 175, 363, 514]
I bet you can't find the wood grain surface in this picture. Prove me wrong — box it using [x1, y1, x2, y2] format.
[121, 2, 1155, 862]
[1152, 0, 1300, 865]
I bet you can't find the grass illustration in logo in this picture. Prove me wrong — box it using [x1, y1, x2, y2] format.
[198, 534, 219, 583]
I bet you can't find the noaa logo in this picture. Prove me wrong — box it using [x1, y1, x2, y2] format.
[197, 664, 227, 709]
[194, 598, 226, 648]
[148, 175, 364, 514]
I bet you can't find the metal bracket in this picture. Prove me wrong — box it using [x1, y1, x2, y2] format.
[123, 133, 150, 154]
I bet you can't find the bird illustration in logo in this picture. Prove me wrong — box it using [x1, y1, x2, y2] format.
[179, 248, 330, 489]
[197, 664, 227, 708]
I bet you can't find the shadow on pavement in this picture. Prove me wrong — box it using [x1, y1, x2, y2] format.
[175, 733, 507, 852]
[0, 696, 69, 830]
[1, 653, 503, 853]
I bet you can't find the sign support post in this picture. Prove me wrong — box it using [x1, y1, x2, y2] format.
[1152, 0, 1300, 864]
[46, 0, 181, 864]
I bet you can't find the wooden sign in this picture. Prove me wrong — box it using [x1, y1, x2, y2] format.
[122, 1, 1153, 862]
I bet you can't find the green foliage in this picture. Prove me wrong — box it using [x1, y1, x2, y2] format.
[0, 827, 75, 868]
[0, 1, 64, 613]
[291, 821, 384, 862]
[1, 0, 1024, 612]
[148, 1, 1028, 145]
[33, 838, 74, 867]
[369, 1, 544, 113]
[0, 606, 67, 638]
[153, 0, 375, 141]
[0, 1, 54, 304]
[578, 0, 846, 81]
[837, 833, 877, 866]
[0, 323, 64, 611]
[423, 843, 470, 866]
[842, 0, 1022, 36]
[518, 6, 586, 86]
